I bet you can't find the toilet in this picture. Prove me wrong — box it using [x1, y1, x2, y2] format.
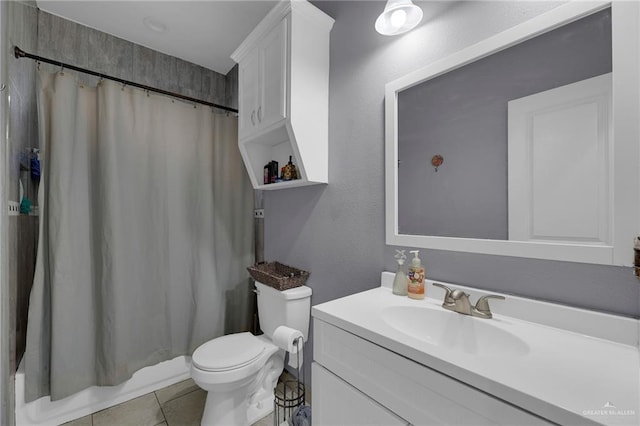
[191, 281, 312, 426]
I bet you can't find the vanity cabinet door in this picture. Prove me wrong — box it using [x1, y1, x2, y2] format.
[312, 362, 409, 426]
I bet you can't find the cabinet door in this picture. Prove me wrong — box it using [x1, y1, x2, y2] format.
[312, 363, 408, 426]
[238, 48, 260, 139]
[258, 17, 287, 130]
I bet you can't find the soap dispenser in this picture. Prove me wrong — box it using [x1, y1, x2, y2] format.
[407, 250, 425, 300]
[392, 250, 408, 296]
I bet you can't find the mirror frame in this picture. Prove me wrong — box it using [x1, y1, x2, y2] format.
[385, 1, 639, 266]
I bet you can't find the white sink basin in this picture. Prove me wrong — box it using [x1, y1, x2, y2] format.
[381, 306, 530, 357]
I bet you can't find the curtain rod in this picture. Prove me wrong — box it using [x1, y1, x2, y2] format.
[14, 46, 239, 114]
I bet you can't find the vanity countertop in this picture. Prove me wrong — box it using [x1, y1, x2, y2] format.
[312, 273, 639, 426]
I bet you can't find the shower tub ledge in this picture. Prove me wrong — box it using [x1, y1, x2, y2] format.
[15, 355, 191, 425]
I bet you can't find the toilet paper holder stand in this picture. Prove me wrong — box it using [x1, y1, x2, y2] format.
[274, 337, 306, 425]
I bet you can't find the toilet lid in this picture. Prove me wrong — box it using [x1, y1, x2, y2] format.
[192, 332, 266, 372]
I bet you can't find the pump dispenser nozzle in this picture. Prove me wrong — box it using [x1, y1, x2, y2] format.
[409, 250, 421, 267]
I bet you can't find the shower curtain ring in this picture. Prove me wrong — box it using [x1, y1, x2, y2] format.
[59, 63, 64, 75]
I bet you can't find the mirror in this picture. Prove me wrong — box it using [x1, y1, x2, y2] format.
[385, 1, 639, 266]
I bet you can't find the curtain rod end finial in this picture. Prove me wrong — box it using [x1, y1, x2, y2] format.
[14, 46, 25, 59]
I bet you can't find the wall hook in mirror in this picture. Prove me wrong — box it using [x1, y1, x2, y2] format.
[431, 154, 443, 172]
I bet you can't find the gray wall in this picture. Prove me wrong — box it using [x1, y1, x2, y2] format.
[225, 64, 239, 110]
[398, 9, 611, 239]
[35, 11, 230, 107]
[265, 0, 639, 385]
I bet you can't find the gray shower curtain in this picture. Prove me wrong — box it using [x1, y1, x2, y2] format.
[24, 71, 254, 402]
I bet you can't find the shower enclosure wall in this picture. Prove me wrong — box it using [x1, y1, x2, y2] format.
[3, 2, 38, 426]
[0, 1, 8, 424]
[4, 3, 251, 425]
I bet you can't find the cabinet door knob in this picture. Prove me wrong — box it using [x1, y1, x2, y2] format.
[257, 106, 262, 122]
[251, 110, 256, 126]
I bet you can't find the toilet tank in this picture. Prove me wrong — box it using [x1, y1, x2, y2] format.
[255, 281, 312, 341]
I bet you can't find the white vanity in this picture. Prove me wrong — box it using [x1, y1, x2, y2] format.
[312, 273, 639, 426]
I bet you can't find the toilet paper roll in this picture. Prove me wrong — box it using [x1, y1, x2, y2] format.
[272, 325, 304, 370]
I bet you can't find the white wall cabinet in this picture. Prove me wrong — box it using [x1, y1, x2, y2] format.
[313, 319, 554, 426]
[238, 18, 287, 140]
[231, 0, 334, 190]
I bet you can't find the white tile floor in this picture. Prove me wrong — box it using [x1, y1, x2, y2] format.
[61, 372, 305, 426]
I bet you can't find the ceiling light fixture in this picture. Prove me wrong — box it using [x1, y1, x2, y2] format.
[143, 16, 168, 34]
[375, 0, 423, 36]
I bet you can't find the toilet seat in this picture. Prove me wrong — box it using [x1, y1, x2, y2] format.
[192, 332, 266, 372]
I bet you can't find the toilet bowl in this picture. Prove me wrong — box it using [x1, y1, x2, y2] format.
[191, 282, 312, 426]
[192, 333, 283, 425]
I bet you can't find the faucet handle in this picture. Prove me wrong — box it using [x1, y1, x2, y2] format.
[474, 294, 505, 318]
[432, 283, 454, 304]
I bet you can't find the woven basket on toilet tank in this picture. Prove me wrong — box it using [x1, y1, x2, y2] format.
[247, 262, 310, 291]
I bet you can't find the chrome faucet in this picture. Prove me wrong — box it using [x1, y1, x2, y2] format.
[432, 283, 505, 319]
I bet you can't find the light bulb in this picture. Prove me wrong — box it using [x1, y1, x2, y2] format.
[390, 9, 407, 28]
[375, 0, 424, 36]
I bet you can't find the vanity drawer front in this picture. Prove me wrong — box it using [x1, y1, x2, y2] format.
[313, 319, 554, 426]
[312, 362, 409, 426]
